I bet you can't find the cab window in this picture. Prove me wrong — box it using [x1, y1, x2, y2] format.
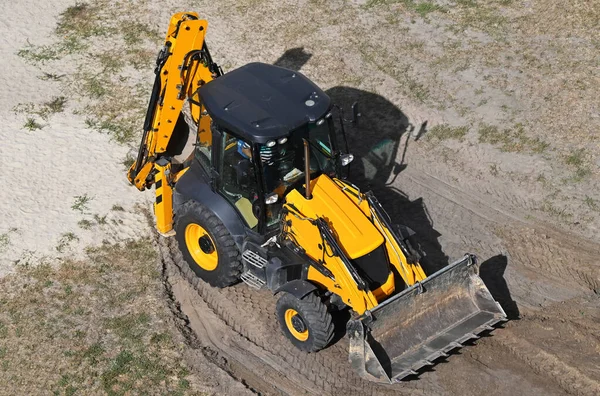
[218, 132, 260, 230]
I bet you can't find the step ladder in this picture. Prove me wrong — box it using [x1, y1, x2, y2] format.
[240, 250, 268, 289]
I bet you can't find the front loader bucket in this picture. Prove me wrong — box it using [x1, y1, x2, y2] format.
[348, 254, 506, 383]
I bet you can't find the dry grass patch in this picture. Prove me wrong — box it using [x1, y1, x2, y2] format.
[18, 0, 161, 145]
[0, 240, 197, 395]
[478, 123, 550, 154]
[427, 124, 469, 141]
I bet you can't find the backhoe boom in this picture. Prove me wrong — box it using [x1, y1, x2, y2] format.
[127, 12, 220, 234]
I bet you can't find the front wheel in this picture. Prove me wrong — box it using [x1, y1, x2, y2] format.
[276, 292, 334, 352]
[174, 200, 241, 288]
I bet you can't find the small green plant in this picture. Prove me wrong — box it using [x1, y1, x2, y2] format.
[564, 149, 590, 182]
[0, 228, 18, 252]
[94, 214, 108, 225]
[17, 42, 60, 64]
[56, 2, 105, 39]
[536, 174, 548, 185]
[364, 0, 445, 17]
[150, 332, 171, 345]
[39, 73, 64, 81]
[111, 204, 125, 211]
[81, 74, 108, 99]
[572, 167, 591, 182]
[122, 154, 136, 169]
[72, 194, 92, 213]
[478, 123, 549, 153]
[0, 321, 8, 339]
[105, 312, 151, 343]
[565, 148, 585, 167]
[77, 219, 94, 230]
[15, 97, 67, 124]
[24, 117, 42, 131]
[427, 124, 469, 141]
[56, 232, 79, 253]
[61, 35, 88, 54]
[414, 2, 444, 17]
[540, 200, 573, 221]
[584, 196, 598, 210]
[83, 343, 104, 366]
[98, 51, 124, 72]
[101, 349, 134, 392]
[489, 164, 499, 176]
[44, 96, 67, 114]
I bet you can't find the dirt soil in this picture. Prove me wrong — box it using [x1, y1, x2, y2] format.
[154, 0, 600, 394]
[7, 0, 600, 394]
[160, 177, 600, 395]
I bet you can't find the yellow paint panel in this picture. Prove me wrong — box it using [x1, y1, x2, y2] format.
[284, 177, 382, 315]
[154, 163, 174, 234]
[153, 18, 212, 153]
[287, 175, 383, 259]
[372, 272, 395, 301]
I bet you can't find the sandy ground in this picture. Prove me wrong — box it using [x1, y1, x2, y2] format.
[0, 1, 255, 394]
[0, 1, 151, 275]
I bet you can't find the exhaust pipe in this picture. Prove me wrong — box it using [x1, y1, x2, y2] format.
[304, 139, 312, 199]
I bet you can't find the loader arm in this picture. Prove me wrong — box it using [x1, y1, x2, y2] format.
[282, 174, 506, 382]
[127, 12, 221, 234]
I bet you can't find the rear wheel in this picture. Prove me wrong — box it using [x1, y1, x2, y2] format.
[174, 200, 241, 288]
[276, 292, 334, 352]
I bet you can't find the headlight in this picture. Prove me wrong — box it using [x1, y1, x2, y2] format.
[265, 192, 278, 204]
[316, 118, 325, 126]
[266, 140, 276, 148]
[340, 154, 354, 166]
[278, 137, 288, 144]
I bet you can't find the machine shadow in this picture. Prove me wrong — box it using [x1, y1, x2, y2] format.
[273, 49, 519, 350]
[273, 47, 313, 71]
[479, 255, 520, 320]
[326, 85, 448, 276]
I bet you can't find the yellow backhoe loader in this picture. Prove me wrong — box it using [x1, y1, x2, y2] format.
[128, 12, 506, 383]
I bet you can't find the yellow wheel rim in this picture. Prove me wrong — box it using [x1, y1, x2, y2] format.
[184, 223, 218, 271]
[284, 308, 309, 341]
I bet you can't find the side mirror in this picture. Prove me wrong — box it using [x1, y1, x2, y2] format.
[351, 102, 360, 125]
[265, 192, 279, 204]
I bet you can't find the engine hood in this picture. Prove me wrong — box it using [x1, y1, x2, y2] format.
[284, 175, 383, 259]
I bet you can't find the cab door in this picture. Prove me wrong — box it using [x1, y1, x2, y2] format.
[212, 128, 262, 231]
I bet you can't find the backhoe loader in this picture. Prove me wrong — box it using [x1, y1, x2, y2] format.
[128, 12, 506, 383]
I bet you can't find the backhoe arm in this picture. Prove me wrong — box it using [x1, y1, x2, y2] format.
[127, 12, 221, 234]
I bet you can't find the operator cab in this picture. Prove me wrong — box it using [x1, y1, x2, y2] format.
[194, 63, 346, 234]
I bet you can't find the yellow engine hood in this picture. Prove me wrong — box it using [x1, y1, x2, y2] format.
[285, 175, 383, 259]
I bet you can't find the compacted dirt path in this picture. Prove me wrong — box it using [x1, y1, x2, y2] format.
[159, 161, 600, 396]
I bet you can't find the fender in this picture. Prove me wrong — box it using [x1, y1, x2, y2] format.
[274, 279, 317, 300]
[174, 160, 247, 249]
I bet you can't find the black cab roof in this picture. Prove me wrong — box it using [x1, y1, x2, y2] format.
[198, 62, 331, 144]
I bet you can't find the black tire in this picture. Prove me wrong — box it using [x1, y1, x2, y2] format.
[174, 200, 242, 288]
[276, 292, 334, 352]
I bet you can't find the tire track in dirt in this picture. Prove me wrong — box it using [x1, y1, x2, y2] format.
[161, 236, 422, 396]
[492, 330, 600, 396]
[161, 234, 582, 396]
[160, 164, 599, 395]
[397, 167, 600, 297]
